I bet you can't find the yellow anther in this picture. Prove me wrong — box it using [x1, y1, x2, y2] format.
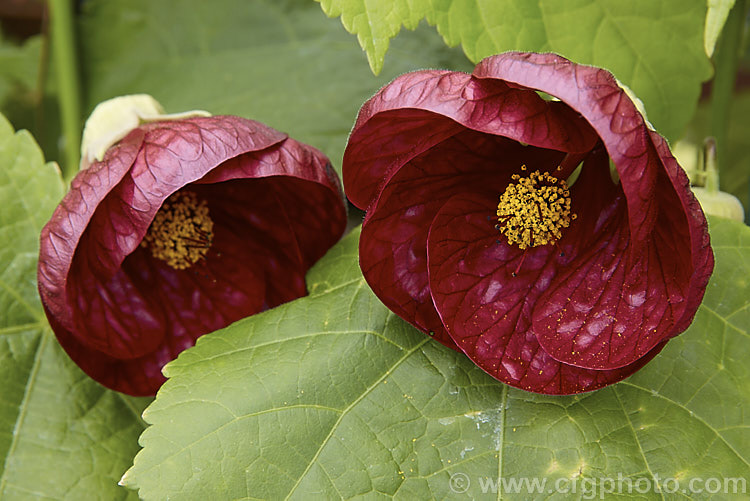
[496, 166, 574, 250]
[141, 191, 214, 269]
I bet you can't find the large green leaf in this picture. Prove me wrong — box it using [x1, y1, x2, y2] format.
[0, 113, 150, 500]
[315, 0, 713, 141]
[77, 0, 471, 176]
[123, 218, 749, 500]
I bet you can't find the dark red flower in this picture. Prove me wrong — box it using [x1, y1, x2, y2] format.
[343, 52, 714, 394]
[39, 115, 347, 396]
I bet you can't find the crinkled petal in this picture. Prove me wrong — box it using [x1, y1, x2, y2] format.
[648, 131, 714, 335]
[46, 313, 170, 396]
[532, 150, 682, 368]
[38, 116, 346, 394]
[39, 117, 286, 350]
[349, 67, 597, 348]
[344, 69, 598, 209]
[426, 191, 663, 393]
[195, 136, 347, 270]
[472, 53, 713, 367]
[361, 130, 565, 348]
[474, 53, 661, 248]
[475, 52, 713, 293]
[345, 52, 712, 393]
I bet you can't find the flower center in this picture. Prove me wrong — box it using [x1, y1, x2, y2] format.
[495, 166, 576, 250]
[141, 191, 214, 270]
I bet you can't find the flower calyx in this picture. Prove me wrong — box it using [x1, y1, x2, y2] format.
[691, 137, 745, 222]
[80, 94, 210, 170]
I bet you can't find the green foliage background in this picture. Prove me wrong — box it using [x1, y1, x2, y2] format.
[0, 0, 748, 499]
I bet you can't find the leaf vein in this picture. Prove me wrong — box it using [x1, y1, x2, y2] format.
[0, 334, 48, 496]
[619, 381, 750, 469]
[612, 386, 666, 501]
[283, 338, 430, 499]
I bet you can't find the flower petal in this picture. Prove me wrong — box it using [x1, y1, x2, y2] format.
[194, 136, 347, 270]
[426, 191, 664, 393]
[47, 312, 188, 396]
[531, 150, 683, 368]
[360, 130, 565, 348]
[472, 53, 714, 367]
[475, 53, 662, 248]
[648, 131, 714, 335]
[344, 69, 599, 209]
[475, 52, 712, 295]
[39, 116, 346, 393]
[39, 117, 286, 351]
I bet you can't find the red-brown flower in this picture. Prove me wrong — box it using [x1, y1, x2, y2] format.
[343, 52, 714, 394]
[39, 115, 347, 396]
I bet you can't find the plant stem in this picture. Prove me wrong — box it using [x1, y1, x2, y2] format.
[703, 137, 719, 193]
[709, 0, 746, 174]
[49, 0, 82, 179]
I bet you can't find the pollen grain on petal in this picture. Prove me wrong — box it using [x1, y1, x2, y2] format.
[141, 190, 214, 269]
[496, 166, 574, 250]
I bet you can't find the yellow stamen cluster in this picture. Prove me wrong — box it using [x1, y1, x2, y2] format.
[496, 167, 576, 250]
[141, 191, 214, 270]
